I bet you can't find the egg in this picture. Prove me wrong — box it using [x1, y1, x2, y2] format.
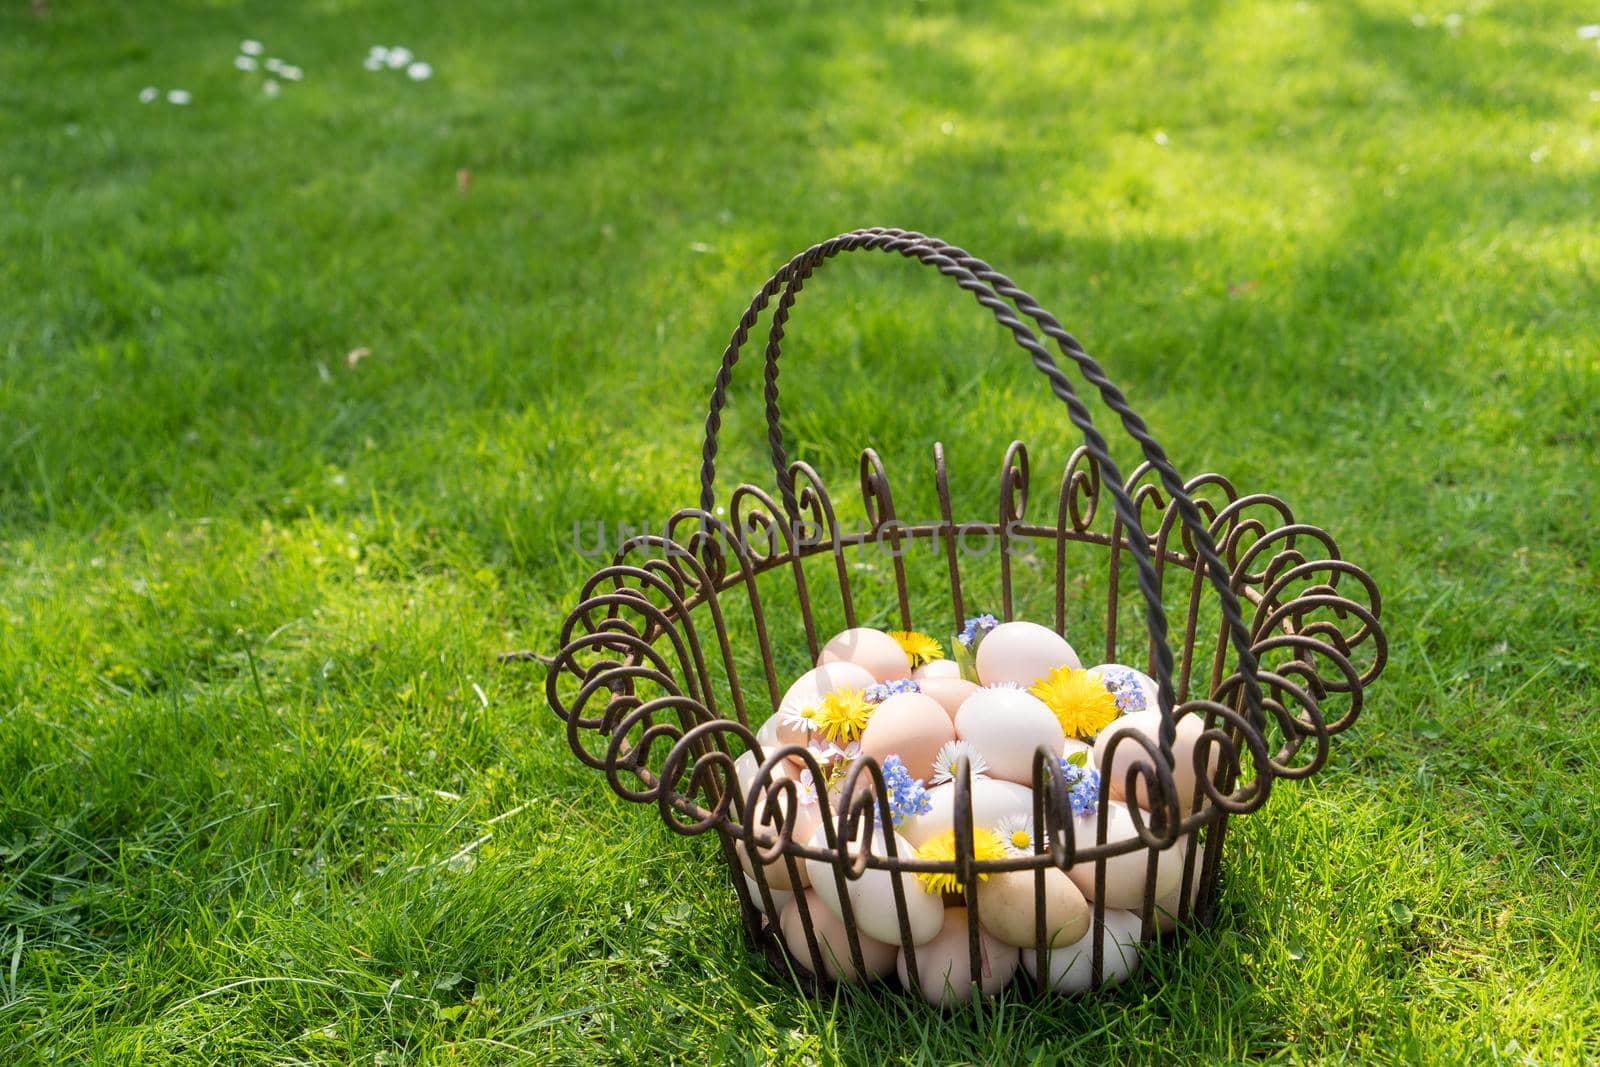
[779, 890, 898, 983]
[954, 687, 1067, 785]
[912, 658, 962, 681]
[1064, 801, 1183, 909]
[743, 872, 794, 917]
[775, 661, 877, 747]
[859, 692, 955, 782]
[734, 750, 820, 890]
[901, 778, 1034, 848]
[973, 866, 1090, 949]
[896, 907, 1019, 1006]
[1092, 710, 1217, 816]
[803, 825, 943, 946]
[1089, 663, 1161, 716]
[817, 628, 912, 682]
[1020, 908, 1143, 993]
[916, 677, 980, 722]
[1140, 835, 1203, 933]
[974, 621, 1081, 688]
[1062, 737, 1093, 766]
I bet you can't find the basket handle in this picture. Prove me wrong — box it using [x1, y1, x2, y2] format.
[698, 227, 1265, 742]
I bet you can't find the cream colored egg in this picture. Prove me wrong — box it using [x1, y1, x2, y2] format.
[1062, 737, 1093, 766]
[1020, 908, 1142, 993]
[1140, 835, 1203, 933]
[1093, 710, 1217, 816]
[803, 825, 943, 946]
[974, 866, 1090, 949]
[775, 661, 877, 747]
[733, 749, 819, 890]
[954, 687, 1067, 785]
[901, 778, 1034, 848]
[779, 890, 897, 983]
[916, 677, 980, 722]
[860, 692, 954, 783]
[817, 628, 912, 683]
[912, 658, 961, 681]
[896, 907, 1019, 1006]
[1064, 801, 1182, 909]
[974, 621, 1081, 688]
[743, 872, 794, 917]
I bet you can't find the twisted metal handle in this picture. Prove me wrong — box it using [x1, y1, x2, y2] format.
[697, 228, 1265, 746]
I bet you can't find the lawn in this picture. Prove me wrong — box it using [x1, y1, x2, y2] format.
[2, 0, 1598, 1062]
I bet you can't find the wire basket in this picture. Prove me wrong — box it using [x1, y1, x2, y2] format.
[545, 228, 1386, 1002]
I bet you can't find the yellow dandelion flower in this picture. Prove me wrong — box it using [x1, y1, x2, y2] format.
[888, 630, 944, 669]
[913, 828, 1007, 895]
[1029, 665, 1119, 740]
[811, 687, 873, 743]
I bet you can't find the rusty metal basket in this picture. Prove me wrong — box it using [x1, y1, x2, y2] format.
[545, 228, 1386, 1001]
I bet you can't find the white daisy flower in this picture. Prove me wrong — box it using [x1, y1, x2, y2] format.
[138, 87, 159, 104]
[406, 61, 433, 81]
[995, 812, 1036, 856]
[280, 65, 303, 82]
[362, 55, 384, 71]
[234, 55, 258, 71]
[264, 57, 285, 74]
[385, 46, 413, 69]
[240, 40, 264, 56]
[368, 45, 388, 59]
[262, 79, 280, 99]
[166, 89, 192, 105]
[780, 702, 818, 733]
[930, 740, 990, 786]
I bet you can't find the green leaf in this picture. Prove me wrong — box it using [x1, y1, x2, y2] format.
[1388, 900, 1414, 925]
[1066, 751, 1088, 768]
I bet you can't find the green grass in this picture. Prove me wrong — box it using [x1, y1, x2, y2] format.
[2, 0, 1598, 1062]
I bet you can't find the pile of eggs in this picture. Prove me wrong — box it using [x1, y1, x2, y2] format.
[733, 617, 1215, 1004]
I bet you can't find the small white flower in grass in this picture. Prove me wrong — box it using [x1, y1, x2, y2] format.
[1443, 12, 1462, 30]
[139, 86, 159, 103]
[369, 45, 388, 59]
[1153, 130, 1169, 146]
[241, 39, 264, 56]
[262, 79, 280, 99]
[1410, 13, 1426, 27]
[166, 89, 191, 105]
[930, 740, 989, 786]
[995, 812, 1036, 857]
[265, 57, 285, 73]
[235, 55, 258, 71]
[363, 55, 384, 71]
[281, 65, 303, 81]
[406, 61, 433, 81]
[1578, 24, 1600, 38]
[385, 46, 413, 69]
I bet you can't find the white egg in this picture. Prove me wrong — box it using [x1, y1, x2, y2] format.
[817, 627, 912, 682]
[803, 825, 943, 946]
[1140, 835, 1204, 933]
[775, 661, 876, 746]
[1020, 908, 1143, 993]
[780, 890, 897, 983]
[1062, 737, 1094, 766]
[954, 687, 1067, 785]
[1064, 801, 1183, 909]
[896, 907, 1019, 1006]
[1093, 710, 1217, 816]
[974, 620, 1081, 688]
[900, 778, 1034, 848]
[733, 750, 819, 890]
[743, 872, 794, 916]
[912, 658, 962, 681]
[973, 866, 1090, 949]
